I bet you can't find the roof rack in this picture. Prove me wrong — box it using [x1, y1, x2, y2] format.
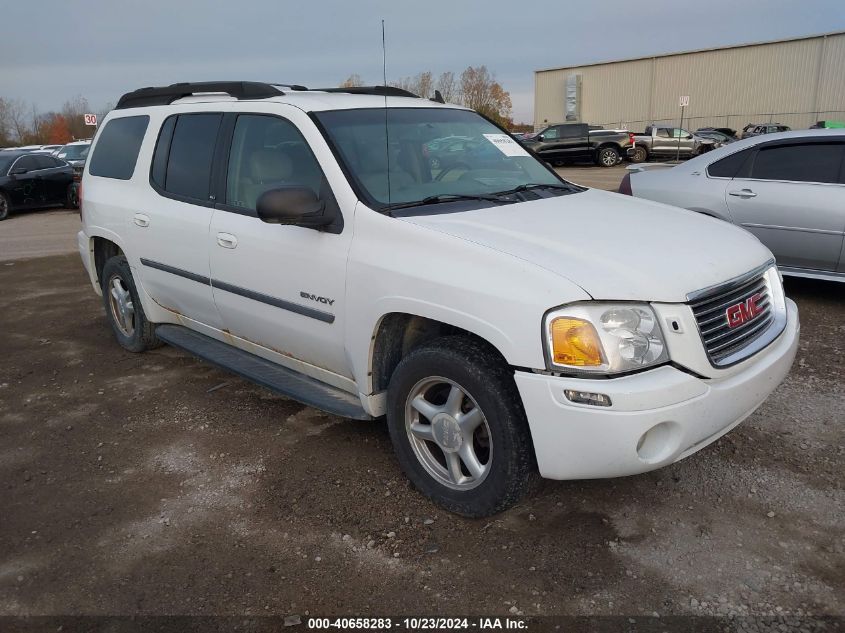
[115, 81, 284, 109]
[318, 86, 419, 98]
[270, 83, 309, 91]
[115, 82, 428, 110]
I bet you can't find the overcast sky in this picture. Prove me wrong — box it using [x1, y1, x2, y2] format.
[2, 0, 843, 123]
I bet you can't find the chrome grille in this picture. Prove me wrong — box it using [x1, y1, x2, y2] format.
[689, 267, 776, 366]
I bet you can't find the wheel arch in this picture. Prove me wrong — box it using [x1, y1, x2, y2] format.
[92, 235, 126, 290]
[367, 312, 513, 396]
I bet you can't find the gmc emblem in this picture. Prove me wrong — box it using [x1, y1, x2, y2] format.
[726, 293, 763, 328]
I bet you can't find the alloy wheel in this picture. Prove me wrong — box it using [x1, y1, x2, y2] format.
[404, 376, 493, 490]
[108, 275, 136, 337]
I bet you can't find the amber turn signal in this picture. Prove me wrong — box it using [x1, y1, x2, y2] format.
[550, 317, 604, 367]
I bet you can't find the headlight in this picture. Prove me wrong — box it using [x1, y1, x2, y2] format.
[544, 303, 669, 374]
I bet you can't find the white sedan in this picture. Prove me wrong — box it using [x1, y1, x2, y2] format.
[619, 130, 845, 283]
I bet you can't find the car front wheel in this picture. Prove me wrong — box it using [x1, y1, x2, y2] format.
[0, 191, 10, 221]
[386, 336, 536, 517]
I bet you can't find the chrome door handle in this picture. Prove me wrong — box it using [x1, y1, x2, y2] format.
[216, 232, 238, 249]
[729, 189, 757, 198]
[133, 213, 150, 227]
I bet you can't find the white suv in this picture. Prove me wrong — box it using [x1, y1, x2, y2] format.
[78, 81, 800, 517]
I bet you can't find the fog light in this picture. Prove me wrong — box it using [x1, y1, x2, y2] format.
[564, 389, 612, 407]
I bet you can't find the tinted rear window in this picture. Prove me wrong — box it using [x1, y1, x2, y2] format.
[162, 114, 222, 200]
[34, 155, 60, 169]
[750, 143, 843, 184]
[89, 116, 149, 179]
[707, 148, 752, 178]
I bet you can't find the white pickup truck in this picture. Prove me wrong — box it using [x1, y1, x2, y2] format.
[77, 81, 799, 517]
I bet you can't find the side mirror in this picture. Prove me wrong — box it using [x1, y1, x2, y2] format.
[536, 134, 545, 142]
[256, 186, 331, 228]
[9, 167, 27, 175]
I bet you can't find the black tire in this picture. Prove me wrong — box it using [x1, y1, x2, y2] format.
[100, 255, 160, 352]
[0, 191, 10, 221]
[597, 146, 621, 167]
[629, 146, 648, 164]
[66, 184, 79, 210]
[386, 336, 536, 517]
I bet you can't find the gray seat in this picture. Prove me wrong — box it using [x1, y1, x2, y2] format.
[241, 149, 294, 209]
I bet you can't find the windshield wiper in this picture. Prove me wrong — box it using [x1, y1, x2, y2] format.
[492, 182, 580, 196]
[387, 193, 511, 211]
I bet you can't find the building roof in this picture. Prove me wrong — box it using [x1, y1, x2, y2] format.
[535, 30, 845, 74]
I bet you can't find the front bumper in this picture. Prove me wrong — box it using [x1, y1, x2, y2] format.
[515, 299, 799, 480]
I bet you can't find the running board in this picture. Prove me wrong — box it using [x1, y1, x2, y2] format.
[155, 324, 372, 420]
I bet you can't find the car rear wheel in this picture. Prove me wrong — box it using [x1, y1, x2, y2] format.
[629, 146, 648, 163]
[0, 191, 10, 221]
[101, 255, 160, 353]
[597, 146, 620, 167]
[66, 184, 79, 210]
[386, 336, 536, 517]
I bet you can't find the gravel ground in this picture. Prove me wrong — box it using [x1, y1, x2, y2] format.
[0, 167, 842, 630]
[0, 254, 842, 628]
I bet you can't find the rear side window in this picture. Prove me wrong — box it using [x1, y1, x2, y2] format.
[15, 155, 39, 172]
[35, 155, 63, 169]
[559, 125, 585, 138]
[89, 116, 149, 179]
[707, 148, 753, 178]
[750, 143, 843, 184]
[152, 113, 222, 201]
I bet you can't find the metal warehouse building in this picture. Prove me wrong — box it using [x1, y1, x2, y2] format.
[534, 31, 845, 133]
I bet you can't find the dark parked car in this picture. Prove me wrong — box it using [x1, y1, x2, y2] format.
[741, 123, 790, 139]
[522, 123, 635, 167]
[0, 152, 74, 221]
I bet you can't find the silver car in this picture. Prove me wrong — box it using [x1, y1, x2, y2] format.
[620, 130, 845, 282]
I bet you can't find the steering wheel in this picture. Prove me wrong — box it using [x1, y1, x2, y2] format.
[434, 163, 470, 182]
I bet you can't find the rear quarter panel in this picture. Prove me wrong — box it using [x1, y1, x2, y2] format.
[631, 166, 733, 223]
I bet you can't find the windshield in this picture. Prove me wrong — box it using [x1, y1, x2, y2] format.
[315, 108, 567, 211]
[57, 144, 89, 160]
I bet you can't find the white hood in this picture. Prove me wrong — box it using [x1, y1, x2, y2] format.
[399, 189, 773, 303]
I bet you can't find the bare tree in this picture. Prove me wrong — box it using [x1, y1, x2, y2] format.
[436, 71, 458, 104]
[0, 98, 11, 145]
[392, 71, 433, 98]
[5, 98, 31, 144]
[339, 74, 364, 88]
[416, 72, 434, 99]
[459, 65, 512, 126]
[29, 103, 45, 144]
[62, 95, 93, 140]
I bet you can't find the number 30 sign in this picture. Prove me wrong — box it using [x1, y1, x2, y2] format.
[84, 113, 98, 126]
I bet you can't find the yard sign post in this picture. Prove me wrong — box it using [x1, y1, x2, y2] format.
[677, 96, 689, 162]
